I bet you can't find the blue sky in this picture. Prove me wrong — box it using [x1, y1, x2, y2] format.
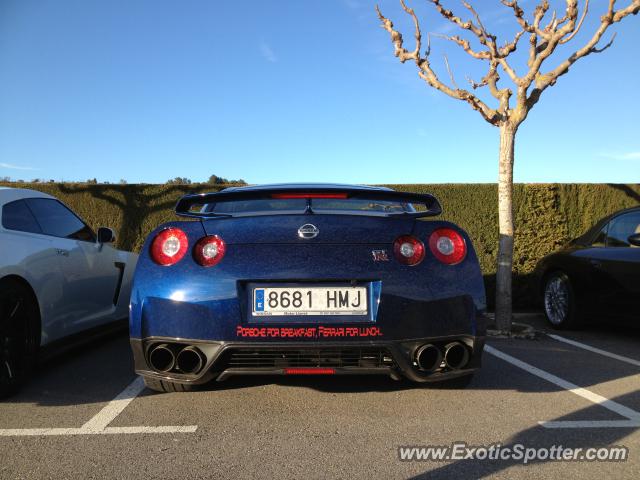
[0, 0, 638, 184]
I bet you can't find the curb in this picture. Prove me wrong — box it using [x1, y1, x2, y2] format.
[485, 313, 541, 339]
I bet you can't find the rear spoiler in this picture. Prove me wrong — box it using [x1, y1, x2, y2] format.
[175, 187, 442, 219]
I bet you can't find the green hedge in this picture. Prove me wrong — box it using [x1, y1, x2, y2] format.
[2, 182, 639, 308]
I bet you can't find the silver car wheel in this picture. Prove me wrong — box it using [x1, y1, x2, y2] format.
[544, 275, 570, 325]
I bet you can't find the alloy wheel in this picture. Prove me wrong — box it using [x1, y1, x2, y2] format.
[544, 275, 570, 326]
[0, 293, 27, 389]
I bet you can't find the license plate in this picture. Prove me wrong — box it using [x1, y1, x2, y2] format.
[252, 286, 368, 316]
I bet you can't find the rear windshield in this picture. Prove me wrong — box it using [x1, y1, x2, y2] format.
[201, 198, 413, 215]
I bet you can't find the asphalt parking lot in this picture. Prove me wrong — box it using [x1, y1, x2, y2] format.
[1, 314, 639, 480]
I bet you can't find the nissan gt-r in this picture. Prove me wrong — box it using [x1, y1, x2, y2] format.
[0, 187, 137, 398]
[129, 184, 486, 392]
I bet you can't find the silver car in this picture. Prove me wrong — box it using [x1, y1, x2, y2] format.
[0, 187, 137, 397]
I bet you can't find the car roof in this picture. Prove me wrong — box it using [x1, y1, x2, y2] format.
[575, 205, 640, 245]
[593, 205, 640, 226]
[220, 183, 394, 193]
[0, 187, 55, 205]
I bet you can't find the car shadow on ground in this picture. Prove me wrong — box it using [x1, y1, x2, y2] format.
[184, 316, 640, 396]
[528, 313, 640, 339]
[184, 353, 636, 399]
[1, 331, 136, 407]
[409, 391, 639, 479]
[3, 320, 639, 407]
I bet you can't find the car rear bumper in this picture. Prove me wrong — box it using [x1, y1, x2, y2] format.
[130, 334, 485, 385]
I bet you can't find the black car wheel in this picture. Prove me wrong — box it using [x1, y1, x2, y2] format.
[543, 271, 579, 329]
[0, 279, 39, 399]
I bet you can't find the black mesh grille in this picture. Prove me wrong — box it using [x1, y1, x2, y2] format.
[226, 348, 395, 369]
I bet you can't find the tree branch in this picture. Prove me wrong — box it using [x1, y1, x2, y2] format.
[499, 30, 525, 57]
[443, 54, 458, 89]
[399, 0, 421, 60]
[590, 32, 617, 53]
[376, 3, 501, 124]
[501, 0, 551, 38]
[560, 0, 589, 43]
[462, 0, 497, 47]
[527, 0, 640, 110]
[431, 32, 491, 60]
[376, 0, 639, 128]
[428, 0, 498, 55]
[544, 10, 557, 33]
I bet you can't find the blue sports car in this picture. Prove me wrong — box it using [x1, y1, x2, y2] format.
[129, 184, 486, 392]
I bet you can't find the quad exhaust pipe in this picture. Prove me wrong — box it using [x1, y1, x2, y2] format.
[443, 342, 469, 370]
[415, 342, 470, 372]
[415, 344, 442, 372]
[148, 344, 175, 372]
[176, 346, 205, 374]
[149, 344, 205, 374]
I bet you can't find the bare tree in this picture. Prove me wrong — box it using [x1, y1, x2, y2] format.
[376, 0, 639, 332]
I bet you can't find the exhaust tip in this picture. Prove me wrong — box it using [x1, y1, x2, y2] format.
[149, 344, 175, 372]
[444, 342, 469, 370]
[415, 344, 442, 372]
[176, 346, 205, 374]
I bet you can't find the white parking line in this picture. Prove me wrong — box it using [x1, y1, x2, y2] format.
[546, 333, 640, 368]
[0, 426, 198, 436]
[538, 420, 640, 429]
[81, 377, 146, 432]
[485, 345, 640, 429]
[0, 377, 198, 437]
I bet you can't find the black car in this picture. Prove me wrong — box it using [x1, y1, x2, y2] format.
[536, 207, 640, 329]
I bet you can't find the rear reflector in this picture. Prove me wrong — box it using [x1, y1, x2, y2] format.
[271, 193, 348, 199]
[284, 368, 336, 375]
[150, 228, 188, 266]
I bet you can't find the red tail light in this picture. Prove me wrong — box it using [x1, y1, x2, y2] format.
[429, 228, 467, 265]
[393, 235, 425, 266]
[194, 235, 226, 267]
[284, 368, 336, 375]
[150, 228, 188, 266]
[271, 193, 348, 199]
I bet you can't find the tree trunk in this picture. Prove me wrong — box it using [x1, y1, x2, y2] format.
[495, 122, 517, 333]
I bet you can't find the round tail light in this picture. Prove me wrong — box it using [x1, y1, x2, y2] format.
[194, 235, 226, 267]
[393, 235, 425, 266]
[429, 228, 466, 265]
[150, 228, 188, 266]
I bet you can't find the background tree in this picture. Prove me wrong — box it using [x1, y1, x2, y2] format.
[208, 174, 247, 185]
[208, 174, 227, 185]
[376, 0, 639, 332]
[166, 177, 192, 185]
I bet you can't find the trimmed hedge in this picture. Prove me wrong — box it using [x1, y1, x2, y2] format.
[2, 182, 639, 308]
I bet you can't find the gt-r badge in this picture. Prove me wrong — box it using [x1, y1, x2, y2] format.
[371, 249, 389, 262]
[298, 224, 319, 239]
